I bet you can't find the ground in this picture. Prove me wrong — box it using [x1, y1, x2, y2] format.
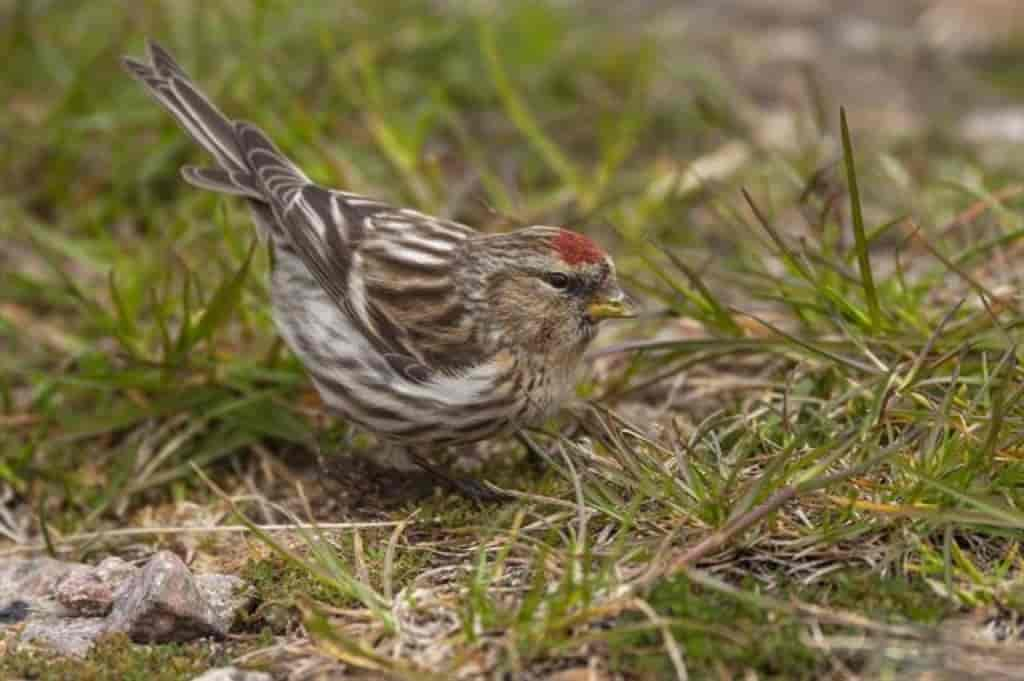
[4, 1, 1024, 679]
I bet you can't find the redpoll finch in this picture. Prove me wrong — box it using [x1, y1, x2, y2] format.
[124, 41, 633, 500]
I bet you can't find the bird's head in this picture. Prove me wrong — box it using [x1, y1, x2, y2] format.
[474, 227, 633, 356]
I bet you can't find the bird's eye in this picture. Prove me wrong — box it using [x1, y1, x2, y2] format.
[544, 272, 571, 290]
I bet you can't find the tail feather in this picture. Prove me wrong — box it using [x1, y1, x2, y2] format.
[146, 41, 189, 79]
[235, 121, 309, 204]
[180, 166, 263, 199]
[123, 40, 306, 202]
[123, 43, 245, 175]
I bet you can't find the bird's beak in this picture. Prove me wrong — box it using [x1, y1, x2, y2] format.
[586, 290, 636, 321]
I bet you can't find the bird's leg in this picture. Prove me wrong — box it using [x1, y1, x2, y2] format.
[408, 450, 510, 504]
[516, 431, 550, 473]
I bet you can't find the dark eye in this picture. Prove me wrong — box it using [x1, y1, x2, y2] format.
[544, 272, 571, 290]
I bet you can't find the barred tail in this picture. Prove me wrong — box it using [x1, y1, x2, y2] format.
[122, 40, 305, 202]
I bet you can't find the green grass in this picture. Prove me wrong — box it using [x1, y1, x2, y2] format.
[5, 1, 1024, 679]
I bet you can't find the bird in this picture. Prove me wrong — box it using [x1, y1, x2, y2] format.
[122, 41, 633, 501]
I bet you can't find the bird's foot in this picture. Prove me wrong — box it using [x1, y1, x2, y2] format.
[410, 453, 510, 504]
[516, 431, 551, 474]
[445, 476, 510, 504]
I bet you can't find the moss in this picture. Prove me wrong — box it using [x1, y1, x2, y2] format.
[242, 554, 355, 611]
[611, 573, 823, 679]
[612, 569, 953, 679]
[0, 633, 268, 681]
[801, 570, 952, 626]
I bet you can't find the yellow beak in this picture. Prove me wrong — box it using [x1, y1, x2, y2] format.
[586, 294, 636, 321]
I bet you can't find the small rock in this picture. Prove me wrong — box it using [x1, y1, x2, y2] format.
[0, 557, 79, 604]
[1, 553, 252, 656]
[190, 667, 273, 681]
[0, 557, 93, 657]
[18, 616, 109, 658]
[106, 551, 226, 643]
[195, 573, 250, 634]
[56, 556, 137, 617]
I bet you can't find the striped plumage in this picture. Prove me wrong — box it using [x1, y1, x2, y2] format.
[124, 41, 632, 498]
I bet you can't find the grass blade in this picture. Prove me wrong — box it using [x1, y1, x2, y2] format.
[839, 107, 881, 329]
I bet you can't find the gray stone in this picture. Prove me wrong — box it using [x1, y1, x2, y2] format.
[55, 556, 137, 617]
[190, 666, 273, 681]
[0, 557, 79, 605]
[0, 557, 91, 656]
[106, 551, 226, 643]
[0, 552, 252, 656]
[18, 615, 109, 657]
[195, 573, 250, 634]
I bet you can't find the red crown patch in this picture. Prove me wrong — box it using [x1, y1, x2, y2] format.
[552, 230, 604, 266]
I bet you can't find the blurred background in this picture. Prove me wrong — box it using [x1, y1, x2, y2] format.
[7, 0, 1024, 434]
[6, 0, 1024, 362]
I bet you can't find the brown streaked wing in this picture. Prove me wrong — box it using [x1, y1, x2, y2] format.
[357, 211, 487, 374]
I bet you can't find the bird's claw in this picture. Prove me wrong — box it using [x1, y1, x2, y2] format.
[410, 453, 510, 504]
[448, 477, 511, 504]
